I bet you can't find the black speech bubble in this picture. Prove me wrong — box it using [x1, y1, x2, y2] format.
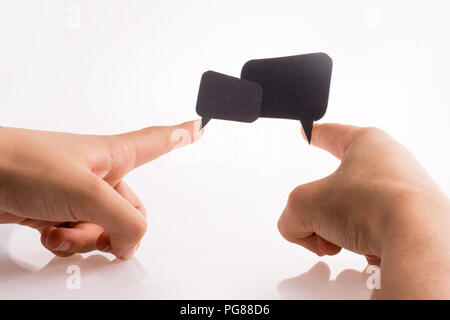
[196, 71, 263, 128]
[195, 53, 332, 143]
[240, 53, 333, 143]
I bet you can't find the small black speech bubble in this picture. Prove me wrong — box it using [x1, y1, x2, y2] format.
[196, 71, 263, 129]
[241, 53, 333, 143]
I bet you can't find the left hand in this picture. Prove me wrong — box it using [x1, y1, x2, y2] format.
[0, 120, 202, 260]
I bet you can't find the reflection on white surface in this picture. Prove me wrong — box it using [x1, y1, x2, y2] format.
[0, 226, 148, 299]
[0, 225, 371, 299]
[0, 254, 147, 299]
[278, 262, 373, 300]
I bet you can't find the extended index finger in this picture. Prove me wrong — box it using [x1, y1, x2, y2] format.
[119, 119, 203, 169]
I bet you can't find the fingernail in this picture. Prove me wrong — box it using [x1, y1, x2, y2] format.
[100, 244, 111, 252]
[121, 246, 137, 260]
[53, 241, 71, 252]
[195, 119, 205, 135]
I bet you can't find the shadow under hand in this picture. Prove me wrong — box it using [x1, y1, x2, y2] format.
[0, 253, 147, 299]
[278, 262, 374, 300]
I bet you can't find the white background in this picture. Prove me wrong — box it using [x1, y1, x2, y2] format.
[0, 0, 449, 299]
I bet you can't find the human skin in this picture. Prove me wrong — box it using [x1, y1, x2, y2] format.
[0, 120, 202, 260]
[1, 120, 449, 298]
[278, 123, 450, 299]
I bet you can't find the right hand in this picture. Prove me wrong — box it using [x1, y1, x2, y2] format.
[278, 123, 449, 264]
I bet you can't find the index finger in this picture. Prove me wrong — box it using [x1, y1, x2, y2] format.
[119, 119, 203, 169]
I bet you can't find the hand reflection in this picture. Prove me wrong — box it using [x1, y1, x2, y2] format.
[278, 262, 374, 299]
[0, 253, 147, 299]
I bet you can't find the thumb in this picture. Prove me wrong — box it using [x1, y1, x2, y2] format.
[301, 122, 360, 160]
[83, 177, 147, 260]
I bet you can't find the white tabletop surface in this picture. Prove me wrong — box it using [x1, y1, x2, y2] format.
[0, 0, 449, 299]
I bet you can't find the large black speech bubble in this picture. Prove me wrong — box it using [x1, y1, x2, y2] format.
[241, 53, 333, 143]
[196, 71, 263, 128]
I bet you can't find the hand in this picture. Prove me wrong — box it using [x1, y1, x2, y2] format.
[0, 120, 202, 260]
[278, 123, 450, 298]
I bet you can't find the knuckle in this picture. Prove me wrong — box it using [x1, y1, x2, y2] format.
[129, 217, 148, 240]
[363, 126, 383, 135]
[346, 127, 391, 152]
[287, 185, 304, 206]
[139, 219, 148, 237]
[357, 126, 387, 140]
[277, 215, 289, 239]
[278, 187, 303, 240]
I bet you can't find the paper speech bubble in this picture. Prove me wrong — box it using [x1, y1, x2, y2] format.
[241, 53, 333, 143]
[195, 53, 333, 143]
[196, 71, 263, 128]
